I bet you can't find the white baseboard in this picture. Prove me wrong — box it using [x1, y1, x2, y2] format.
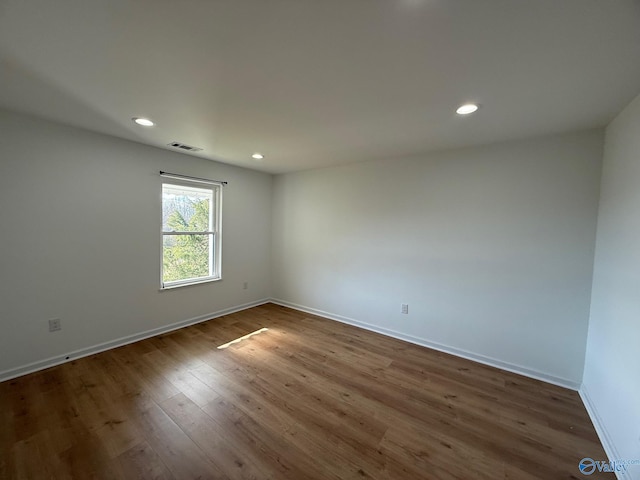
[0, 299, 271, 383]
[579, 385, 626, 479]
[1, 297, 580, 392]
[270, 298, 580, 391]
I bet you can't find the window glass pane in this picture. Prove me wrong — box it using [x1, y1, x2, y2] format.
[162, 184, 213, 233]
[163, 234, 212, 283]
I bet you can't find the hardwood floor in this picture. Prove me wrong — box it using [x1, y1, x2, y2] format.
[0, 303, 612, 479]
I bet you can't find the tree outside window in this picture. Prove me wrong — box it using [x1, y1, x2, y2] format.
[161, 181, 221, 288]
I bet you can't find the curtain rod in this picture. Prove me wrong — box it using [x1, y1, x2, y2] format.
[160, 171, 228, 185]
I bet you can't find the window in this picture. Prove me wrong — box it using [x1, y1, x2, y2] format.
[161, 179, 222, 288]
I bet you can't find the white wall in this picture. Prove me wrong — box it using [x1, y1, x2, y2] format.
[272, 130, 603, 386]
[0, 109, 272, 377]
[582, 92, 640, 465]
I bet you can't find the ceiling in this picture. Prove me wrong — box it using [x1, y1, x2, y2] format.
[1, 0, 639, 174]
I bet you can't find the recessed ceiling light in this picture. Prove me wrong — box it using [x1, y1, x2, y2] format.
[456, 104, 479, 115]
[132, 117, 155, 127]
[252, 153, 264, 160]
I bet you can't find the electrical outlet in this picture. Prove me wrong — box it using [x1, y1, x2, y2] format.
[401, 303, 409, 314]
[243, 282, 248, 290]
[48, 318, 62, 332]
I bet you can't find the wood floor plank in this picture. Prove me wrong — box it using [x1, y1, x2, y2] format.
[160, 393, 272, 480]
[198, 354, 398, 479]
[57, 432, 126, 480]
[202, 396, 346, 480]
[0, 303, 614, 479]
[117, 441, 175, 480]
[107, 344, 181, 404]
[132, 402, 226, 479]
[142, 349, 220, 408]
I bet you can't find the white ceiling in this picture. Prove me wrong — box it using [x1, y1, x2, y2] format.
[1, 0, 639, 174]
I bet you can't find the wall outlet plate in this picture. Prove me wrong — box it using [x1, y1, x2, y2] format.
[48, 318, 62, 332]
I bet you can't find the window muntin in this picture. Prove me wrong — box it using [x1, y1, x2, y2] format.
[161, 181, 221, 288]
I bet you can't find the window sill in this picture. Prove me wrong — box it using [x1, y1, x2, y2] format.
[160, 276, 221, 291]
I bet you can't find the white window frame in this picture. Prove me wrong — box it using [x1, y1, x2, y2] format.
[161, 178, 222, 289]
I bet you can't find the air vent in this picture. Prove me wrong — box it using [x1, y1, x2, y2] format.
[167, 141, 203, 152]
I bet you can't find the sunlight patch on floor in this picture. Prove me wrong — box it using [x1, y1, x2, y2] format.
[217, 327, 269, 350]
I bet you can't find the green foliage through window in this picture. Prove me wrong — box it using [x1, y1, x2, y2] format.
[162, 182, 219, 286]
